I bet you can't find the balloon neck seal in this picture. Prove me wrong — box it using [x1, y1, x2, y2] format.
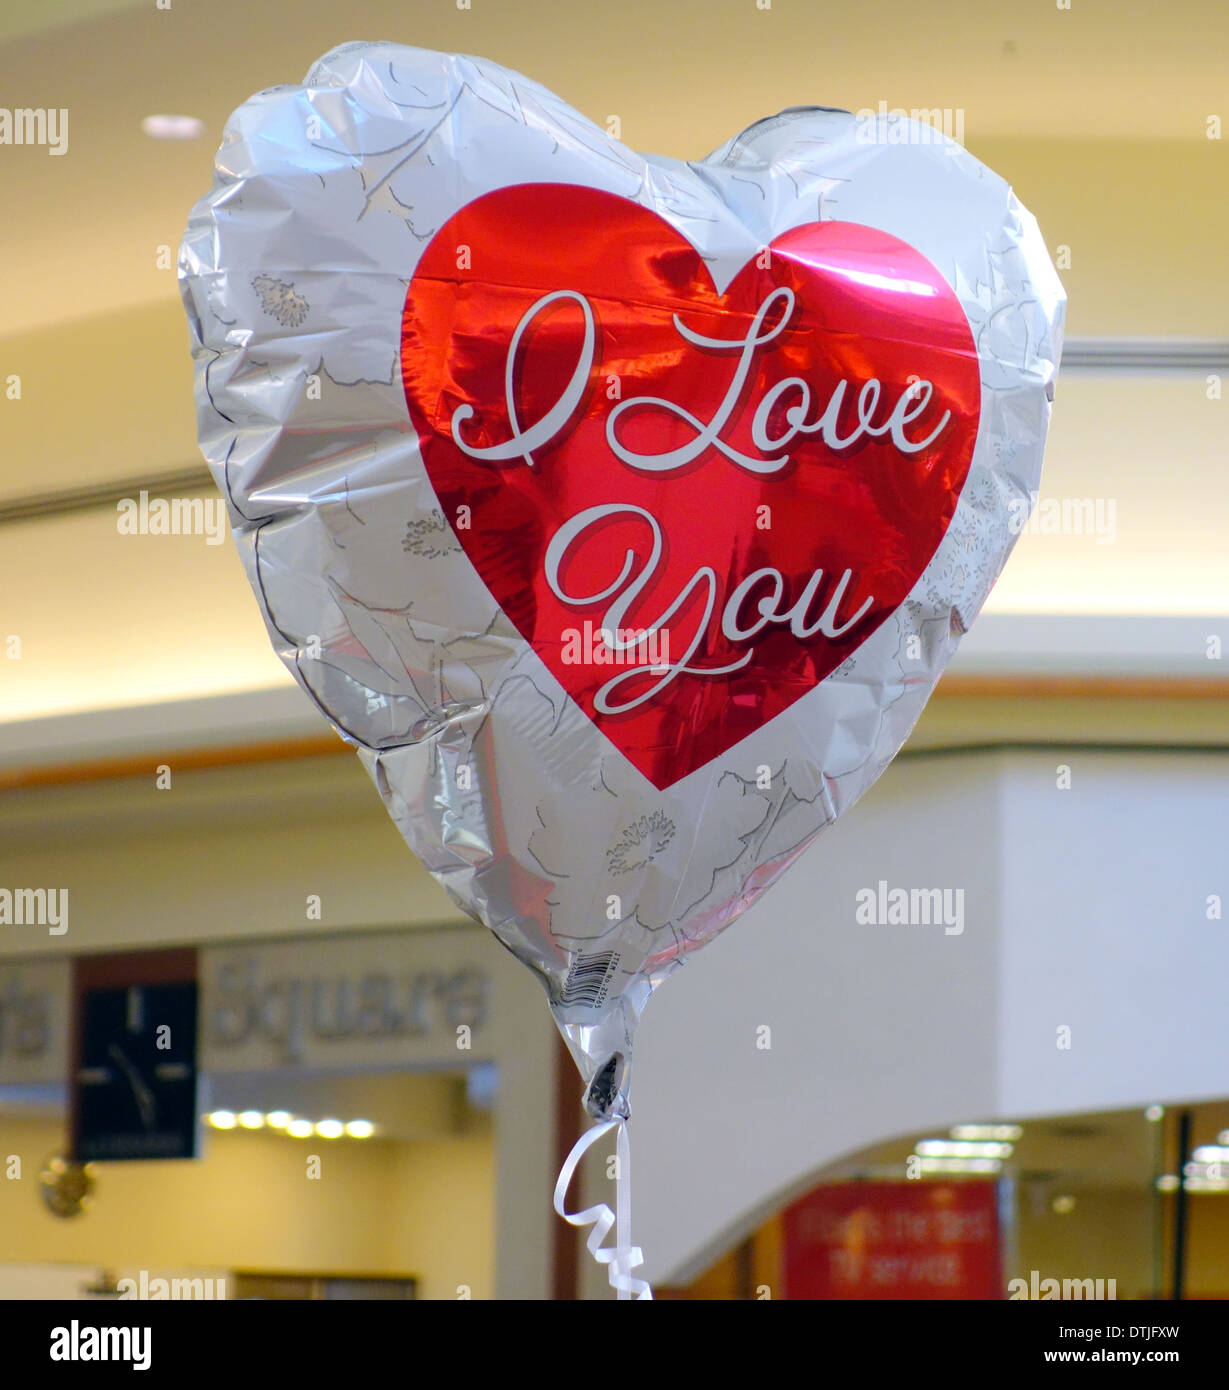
[553, 973, 653, 1123]
[585, 1052, 629, 1121]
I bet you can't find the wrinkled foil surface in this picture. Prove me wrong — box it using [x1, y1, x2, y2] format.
[180, 42, 1064, 1118]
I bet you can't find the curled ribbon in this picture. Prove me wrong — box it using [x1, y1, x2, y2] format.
[553, 1117, 653, 1301]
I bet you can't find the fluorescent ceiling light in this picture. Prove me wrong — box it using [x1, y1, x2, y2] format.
[1192, 1145, 1229, 1164]
[950, 1124, 1023, 1141]
[917, 1156, 1002, 1175]
[916, 1139, 1013, 1159]
[141, 114, 204, 140]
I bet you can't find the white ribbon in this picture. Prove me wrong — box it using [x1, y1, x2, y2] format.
[553, 1117, 653, 1301]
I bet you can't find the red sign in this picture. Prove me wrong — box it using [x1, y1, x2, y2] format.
[784, 1181, 1002, 1300]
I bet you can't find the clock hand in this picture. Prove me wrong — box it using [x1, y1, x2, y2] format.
[107, 1043, 158, 1131]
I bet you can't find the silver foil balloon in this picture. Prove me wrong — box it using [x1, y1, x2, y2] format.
[180, 42, 1064, 1119]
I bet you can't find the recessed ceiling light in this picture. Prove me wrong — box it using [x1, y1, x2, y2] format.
[1192, 1145, 1229, 1163]
[287, 1119, 314, 1138]
[916, 1156, 1002, 1175]
[141, 114, 205, 140]
[345, 1120, 375, 1139]
[1183, 1171, 1229, 1193]
[916, 1139, 1013, 1159]
[207, 1110, 236, 1130]
[950, 1123, 1023, 1142]
[315, 1119, 344, 1140]
[266, 1111, 291, 1130]
[238, 1110, 264, 1130]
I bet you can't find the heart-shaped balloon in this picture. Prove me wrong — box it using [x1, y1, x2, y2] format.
[181, 42, 1064, 1119]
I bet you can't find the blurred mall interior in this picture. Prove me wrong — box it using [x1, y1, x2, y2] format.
[0, 0, 1226, 1300]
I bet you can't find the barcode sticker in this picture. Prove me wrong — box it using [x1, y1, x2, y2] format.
[559, 951, 620, 1009]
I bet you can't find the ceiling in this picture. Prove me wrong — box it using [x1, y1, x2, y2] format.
[2, 0, 1226, 338]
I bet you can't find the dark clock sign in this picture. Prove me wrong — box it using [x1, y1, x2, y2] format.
[72, 961, 199, 1163]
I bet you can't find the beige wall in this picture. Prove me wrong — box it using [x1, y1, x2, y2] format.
[1013, 1189, 1155, 1300]
[1183, 1197, 1229, 1297]
[0, 756, 459, 961]
[4, 364, 1226, 730]
[3, 137, 1221, 493]
[969, 138, 1228, 338]
[388, 1135, 496, 1300]
[0, 1114, 495, 1297]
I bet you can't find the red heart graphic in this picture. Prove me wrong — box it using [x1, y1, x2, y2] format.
[402, 183, 979, 789]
